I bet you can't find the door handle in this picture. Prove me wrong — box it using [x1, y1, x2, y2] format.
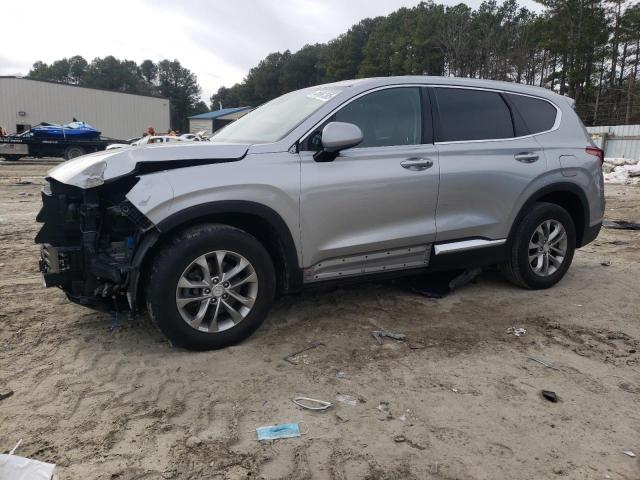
[514, 152, 539, 163]
[400, 157, 434, 171]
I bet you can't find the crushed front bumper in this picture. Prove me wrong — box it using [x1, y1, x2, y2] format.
[35, 178, 148, 311]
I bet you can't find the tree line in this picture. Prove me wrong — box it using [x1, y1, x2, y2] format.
[211, 0, 640, 126]
[29, 57, 208, 132]
[28, 0, 639, 127]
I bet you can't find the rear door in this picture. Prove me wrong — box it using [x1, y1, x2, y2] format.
[299, 86, 440, 281]
[431, 86, 547, 243]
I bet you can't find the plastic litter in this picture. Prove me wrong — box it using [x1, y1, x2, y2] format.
[0, 454, 56, 480]
[377, 401, 392, 420]
[601, 261, 611, 266]
[507, 326, 526, 337]
[293, 397, 332, 411]
[336, 371, 347, 379]
[622, 449, 636, 458]
[336, 394, 358, 406]
[541, 390, 558, 402]
[256, 423, 302, 441]
[372, 330, 406, 345]
[0, 439, 56, 480]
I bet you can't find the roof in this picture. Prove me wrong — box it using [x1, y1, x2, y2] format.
[321, 76, 566, 103]
[189, 106, 252, 120]
[0, 76, 169, 100]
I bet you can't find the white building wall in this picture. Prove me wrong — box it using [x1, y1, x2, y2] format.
[189, 119, 213, 135]
[0, 77, 170, 139]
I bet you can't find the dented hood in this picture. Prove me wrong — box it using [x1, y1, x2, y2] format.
[47, 142, 250, 189]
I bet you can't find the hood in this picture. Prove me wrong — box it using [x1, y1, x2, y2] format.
[47, 142, 250, 189]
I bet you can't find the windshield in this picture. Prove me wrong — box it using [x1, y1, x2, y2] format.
[211, 86, 344, 144]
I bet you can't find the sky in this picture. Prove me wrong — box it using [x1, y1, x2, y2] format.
[0, 0, 542, 103]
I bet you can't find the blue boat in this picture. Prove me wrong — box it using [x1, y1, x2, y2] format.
[30, 121, 101, 139]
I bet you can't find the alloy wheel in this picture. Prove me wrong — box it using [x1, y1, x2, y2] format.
[175, 250, 258, 332]
[528, 219, 567, 276]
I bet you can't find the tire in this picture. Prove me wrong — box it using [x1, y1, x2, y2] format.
[2, 155, 21, 161]
[502, 202, 576, 289]
[63, 146, 85, 160]
[145, 224, 276, 350]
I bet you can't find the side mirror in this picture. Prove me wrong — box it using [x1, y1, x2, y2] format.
[314, 121, 363, 162]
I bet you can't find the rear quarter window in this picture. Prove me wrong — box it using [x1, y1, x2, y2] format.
[507, 94, 558, 134]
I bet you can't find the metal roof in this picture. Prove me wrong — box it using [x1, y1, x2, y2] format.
[189, 106, 252, 120]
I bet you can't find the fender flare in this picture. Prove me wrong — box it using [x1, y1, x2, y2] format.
[507, 182, 590, 246]
[127, 200, 302, 310]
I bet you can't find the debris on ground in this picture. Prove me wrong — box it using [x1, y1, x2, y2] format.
[622, 449, 636, 458]
[335, 412, 350, 423]
[608, 239, 630, 245]
[529, 357, 560, 371]
[507, 326, 527, 337]
[12, 180, 34, 185]
[408, 342, 426, 350]
[377, 401, 393, 420]
[336, 394, 358, 406]
[293, 397, 332, 411]
[0, 453, 56, 479]
[449, 267, 483, 291]
[393, 435, 406, 443]
[284, 341, 325, 365]
[603, 219, 640, 231]
[0, 390, 14, 402]
[601, 261, 611, 266]
[256, 423, 302, 441]
[541, 390, 558, 403]
[398, 268, 481, 298]
[336, 371, 347, 379]
[372, 330, 406, 345]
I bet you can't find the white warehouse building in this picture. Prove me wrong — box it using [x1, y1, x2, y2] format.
[0, 76, 170, 140]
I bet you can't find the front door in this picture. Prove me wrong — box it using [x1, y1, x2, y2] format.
[299, 86, 440, 282]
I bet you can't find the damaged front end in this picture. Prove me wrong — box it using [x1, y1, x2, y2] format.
[36, 176, 155, 312]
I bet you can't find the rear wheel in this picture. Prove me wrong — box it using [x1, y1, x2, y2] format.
[145, 224, 276, 350]
[502, 202, 576, 289]
[63, 146, 85, 160]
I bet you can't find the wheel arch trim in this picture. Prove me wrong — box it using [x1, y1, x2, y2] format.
[508, 182, 590, 247]
[128, 201, 302, 310]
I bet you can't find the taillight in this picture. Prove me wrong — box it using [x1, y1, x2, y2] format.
[586, 146, 604, 164]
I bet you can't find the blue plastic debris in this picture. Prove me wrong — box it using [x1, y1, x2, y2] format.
[256, 423, 301, 441]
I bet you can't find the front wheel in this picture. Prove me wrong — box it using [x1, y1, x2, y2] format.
[145, 224, 276, 350]
[502, 202, 576, 289]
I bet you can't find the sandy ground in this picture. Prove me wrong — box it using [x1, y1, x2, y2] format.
[0, 157, 639, 480]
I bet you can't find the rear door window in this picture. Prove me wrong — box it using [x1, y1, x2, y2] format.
[433, 88, 514, 142]
[507, 94, 557, 134]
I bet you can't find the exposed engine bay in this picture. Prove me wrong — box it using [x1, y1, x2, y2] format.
[36, 177, 154, 312]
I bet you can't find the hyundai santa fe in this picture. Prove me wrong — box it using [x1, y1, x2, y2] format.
[36, 76, 605, 350]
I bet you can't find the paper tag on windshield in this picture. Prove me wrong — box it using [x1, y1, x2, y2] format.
[306, 89, 340, 102]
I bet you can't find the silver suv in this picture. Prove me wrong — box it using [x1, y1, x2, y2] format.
[36, 76, 605, 350]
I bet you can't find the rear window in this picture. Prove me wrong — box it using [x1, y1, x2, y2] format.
[507, 94, 557, 134]
[434, 88, 514, 142]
